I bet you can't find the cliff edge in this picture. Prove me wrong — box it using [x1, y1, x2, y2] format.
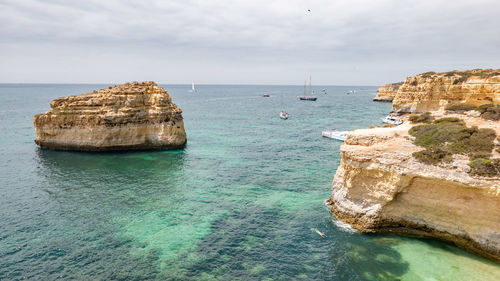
[392, 69, 500, 113]
[373, 82, 402, 102]
[328, 113, 500, 262]
[34, 81, 187, 151]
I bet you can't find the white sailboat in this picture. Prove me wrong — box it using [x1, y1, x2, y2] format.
[190, 82, 197, 93]
[280, 94, 289, 120]
[298, 76, 317, 101]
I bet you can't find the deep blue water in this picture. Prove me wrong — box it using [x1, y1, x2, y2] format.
[1, 84, 499, 280]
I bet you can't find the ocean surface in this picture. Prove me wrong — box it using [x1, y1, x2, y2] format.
[1, 84, 499, 281]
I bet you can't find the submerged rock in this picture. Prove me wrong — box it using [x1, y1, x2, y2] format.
[34, 81, 187, 151]
[328, 113, 500, 262]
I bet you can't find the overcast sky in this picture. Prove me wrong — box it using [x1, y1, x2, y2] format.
[1, 0, 499, 85]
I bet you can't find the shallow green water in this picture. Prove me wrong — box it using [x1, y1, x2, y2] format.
[0, 84, 499, 280]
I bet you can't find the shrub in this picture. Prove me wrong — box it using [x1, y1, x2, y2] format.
[477, 104, 494, 114]
[408, 118, 496, 164]
[432, 117, 463, 124]
[445, 104, 477, 112]
[480, 105, 500, 121]
[421, 72, 436, 78]
[469, 152, 492, 160]
[413, 148, 452, 164]
[409, 112, 434, 123]
[410, 80, 418, 86]
[468, 158, 500, 176]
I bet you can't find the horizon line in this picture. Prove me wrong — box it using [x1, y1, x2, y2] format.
[0, 82, 379, 87]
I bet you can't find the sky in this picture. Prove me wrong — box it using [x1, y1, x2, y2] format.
[1, 0, 499, 85]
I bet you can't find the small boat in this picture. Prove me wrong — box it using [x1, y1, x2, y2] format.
[382, 115, 403, 125]
[262, 93, 270, 97]
[189, 82, 197, 93]
[279, 95, 289, 119]
[298, 76, 317, 101]
[322, 130, 349, 141]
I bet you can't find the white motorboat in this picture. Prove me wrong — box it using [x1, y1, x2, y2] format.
[322, 130, 349, 141]
[381, 115, 403, 125]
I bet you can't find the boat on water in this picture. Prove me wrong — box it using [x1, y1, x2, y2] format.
[322, 130, 349, 141]
[382, 115, 403, 125]
[298, 77, 317, 101]
[262, 93, 270, 97]
[279, 95, 289, 119]
[189, 82, 197, 93]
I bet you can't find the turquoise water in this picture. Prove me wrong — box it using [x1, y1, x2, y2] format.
[1, 84, 499, 280]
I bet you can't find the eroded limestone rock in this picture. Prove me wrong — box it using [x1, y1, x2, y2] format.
[34, 81, 187, 151]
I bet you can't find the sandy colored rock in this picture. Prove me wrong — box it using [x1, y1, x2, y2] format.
[328, 114, 500, 262]
[34, 81, 187, 151]
[392, 69, 500, 113]
[373, 82, 402, 102]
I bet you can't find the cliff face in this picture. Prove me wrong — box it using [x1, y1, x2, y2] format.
[373, 82, 403, 102]
[392, 70, 500, 113]
[328, 116, 500, 262]
[34, 81, 187, 151]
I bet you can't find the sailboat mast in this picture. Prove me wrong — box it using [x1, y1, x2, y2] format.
[309, 76, 312, 96]
[304, 80, 306, 97]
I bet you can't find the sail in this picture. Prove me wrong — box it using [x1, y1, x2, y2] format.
[192, 82, 195, 91]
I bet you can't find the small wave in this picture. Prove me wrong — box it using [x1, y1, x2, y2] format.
[332, 219, 357, 233]
[323, 200, 358, 233]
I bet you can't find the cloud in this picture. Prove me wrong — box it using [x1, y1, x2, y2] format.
[0, 0, 499, 84]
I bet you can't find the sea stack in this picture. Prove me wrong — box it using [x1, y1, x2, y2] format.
[34, 81, 187, 151]
[373, 82, 403, 102]
[329, 69, 500, 262]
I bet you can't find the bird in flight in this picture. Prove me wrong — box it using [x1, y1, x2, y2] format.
[307, 9, 311, 12]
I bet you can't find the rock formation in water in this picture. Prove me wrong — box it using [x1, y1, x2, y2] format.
[328, 111, 500, 262]
[391, 69, 500, 113]
[373, 82, 403, 102]
[34, 81, 187, 151]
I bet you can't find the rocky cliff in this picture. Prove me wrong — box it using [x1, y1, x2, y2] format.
[328, 114, 500, 262]
[392, 69, 500, 113]
[373, 82, 403, 102]
[34, 81, 187, 151]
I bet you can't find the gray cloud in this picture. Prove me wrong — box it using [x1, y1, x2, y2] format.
[1, 0, 499, 84]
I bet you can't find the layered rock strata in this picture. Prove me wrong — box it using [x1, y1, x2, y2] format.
[373, 82, 402, 102]
[392, 69, 500, 113]
[328, 115, 500, 262]
[34, 81, 186, 151]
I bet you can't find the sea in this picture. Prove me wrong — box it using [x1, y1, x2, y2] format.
[1, 84, 499, 281]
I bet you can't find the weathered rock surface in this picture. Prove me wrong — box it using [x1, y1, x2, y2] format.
[34, 81, 187, 151]
[328, 115, 500, 262]
[392, 69, 500, 113]
[373, 82, 402, 102]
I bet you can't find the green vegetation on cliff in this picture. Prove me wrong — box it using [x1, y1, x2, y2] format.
[409, 112, 434, 123]
[409, 117, 499, 175]
[446, 103, 500, 121]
